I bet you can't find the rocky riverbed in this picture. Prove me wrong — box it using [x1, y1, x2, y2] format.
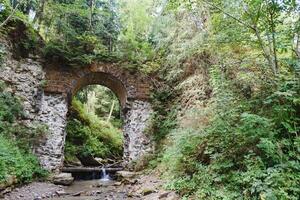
[4, 171, 179, 200]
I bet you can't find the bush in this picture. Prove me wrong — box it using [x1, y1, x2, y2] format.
[161, 74, 300, 199]
[0, 135, 47, 184]
[0, 88, 23, 124]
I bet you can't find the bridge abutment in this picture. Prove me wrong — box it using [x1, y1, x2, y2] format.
[36, 93, 68, 171]
[36, 94, 153, 171]
[123, 100, 153, 163]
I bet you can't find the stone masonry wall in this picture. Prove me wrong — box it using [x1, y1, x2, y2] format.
[0, 57, 45, 122]
[0, 42, 68, 171]
[35, 94, 68, 171]
[123, 100, 154, 162]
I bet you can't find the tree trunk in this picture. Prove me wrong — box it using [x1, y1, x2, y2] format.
[269, 9, 278, 74]
[89, 0, 95, 30]
[295, 33, 300, 59]
[107, 100, 115, 122]
[253, 26, 275, 73]
[33, 0, 46, 31]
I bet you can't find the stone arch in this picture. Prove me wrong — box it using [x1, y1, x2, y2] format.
[71, 72, 127, 108]
[36, 63, 153, 171]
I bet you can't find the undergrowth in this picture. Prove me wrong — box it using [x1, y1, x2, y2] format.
[0, 81, 47, 186]
[65, 99, 123, 164]
[160, 68, 300, 199]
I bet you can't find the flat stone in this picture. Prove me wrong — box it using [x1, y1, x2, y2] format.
[72, 191, 84, 196]
[113, 182, 122, 186]
[55, 190, 67, 196]
[116, 171, 136, 179]
[53, 173, 74, 186]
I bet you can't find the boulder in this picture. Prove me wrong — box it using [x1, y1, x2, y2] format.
[141, 188, 155, 196]
[53, 173, 74, 186]
[116, 171, 137, 179]
[76, 154, 101, 166]
[0, 175, 17, 191]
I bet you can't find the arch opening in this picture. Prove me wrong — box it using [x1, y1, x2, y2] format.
[69, 72, 128, 109]
[64, 84, 124, 168]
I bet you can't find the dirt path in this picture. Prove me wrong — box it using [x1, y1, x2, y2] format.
[4, 171, 179, 200]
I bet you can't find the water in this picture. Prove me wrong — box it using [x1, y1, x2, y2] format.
[100, 167, 111, 181]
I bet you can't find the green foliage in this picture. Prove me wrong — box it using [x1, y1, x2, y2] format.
[65, 98, 123, 163]
[41, 0, 120, 67]
[116, 0, 160, 73]
[0, 83, 23, 123]
[1, 0, 300, 198]
[161, 70, 300, 199]
[0, 82, 47, 185]
[149, 88, 178, 142]
[0, 135, 47, 184]
[75, 85, 121, 126]
[0, 0, 10, 22]
[3, 19, 42, 58]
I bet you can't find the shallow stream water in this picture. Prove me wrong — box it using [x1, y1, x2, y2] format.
[4, 168, 178, 200]
[51, 179, 131, 200]
[50, 168, 140, 200]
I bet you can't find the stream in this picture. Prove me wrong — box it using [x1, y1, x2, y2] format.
[4, 168, 179, 200]
[51, 168, 138, 200]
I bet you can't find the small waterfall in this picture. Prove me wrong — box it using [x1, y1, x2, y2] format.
[100, 167, 111, 181]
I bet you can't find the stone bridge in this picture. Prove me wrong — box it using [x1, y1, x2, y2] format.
[36, 62, 154, 171]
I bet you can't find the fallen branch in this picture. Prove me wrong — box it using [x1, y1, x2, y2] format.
[0, 2, 21, 29]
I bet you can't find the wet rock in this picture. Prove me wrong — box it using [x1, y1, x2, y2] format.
[53, 173, 74, 186]
[122, 178, 138, 185]
[165, 192, 179, 200]
[77, 154, 101, 167]
[86, 190, 102, 196]
[4, 182, 62, 200]
[64, 158, 82, 167]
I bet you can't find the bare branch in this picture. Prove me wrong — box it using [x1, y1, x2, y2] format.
[202, 0, 256, 31]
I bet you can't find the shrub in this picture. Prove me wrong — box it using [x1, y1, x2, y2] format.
[0, 135, 47, 184]
[161, 73, 300, 199]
